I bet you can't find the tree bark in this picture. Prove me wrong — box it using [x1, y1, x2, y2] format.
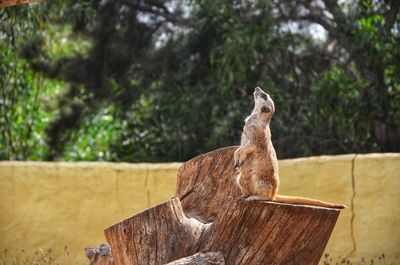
[89, 147, 341, 265]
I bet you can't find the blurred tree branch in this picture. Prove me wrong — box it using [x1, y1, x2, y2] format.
[384, 0, 400, 32]
[123, 0, 191, 26]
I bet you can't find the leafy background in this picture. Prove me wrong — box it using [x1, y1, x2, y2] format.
[1, 0, 399, 162]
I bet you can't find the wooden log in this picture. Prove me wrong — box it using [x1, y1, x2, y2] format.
[176, 146, 241, 222]
[99, 146, 341, 265]
[104, 198, 209, 265]
[164, 252, 225, 265]
[0, 0, 38, 8]
[198, 198, 339, 265]
[104, 197, 338, 265]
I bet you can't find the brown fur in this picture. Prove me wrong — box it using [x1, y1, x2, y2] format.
[234, 87, 345, 209]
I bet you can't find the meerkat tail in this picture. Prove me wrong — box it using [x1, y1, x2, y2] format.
[274, 194, 346, 209]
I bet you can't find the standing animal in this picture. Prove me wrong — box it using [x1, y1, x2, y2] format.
[234, 87, 345, 209]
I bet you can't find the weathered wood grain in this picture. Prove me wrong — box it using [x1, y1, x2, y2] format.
[176, 146, 241, 222]
[104, 198, 209, 265]
[199, 198, 339, 265]
[103, 197, 339, 265]
[164, 252, 225, 265]
[98, 146, 341, 265]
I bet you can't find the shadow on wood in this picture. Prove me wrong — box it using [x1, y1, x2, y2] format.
[87, 147, 341, 265]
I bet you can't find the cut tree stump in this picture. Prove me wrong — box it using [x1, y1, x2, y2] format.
[176, 146, 241, 223]
[105, 198, 208, 265]
[88, 146, 342, 265]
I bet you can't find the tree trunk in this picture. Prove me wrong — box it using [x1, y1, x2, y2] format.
[88, 146, 341, 265]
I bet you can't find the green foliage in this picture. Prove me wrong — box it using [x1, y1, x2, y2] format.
[308, 67, 374, 154]
[62, 104, 121, 161]
[0, 0, 399, 161]
[0, 6, 48, 160]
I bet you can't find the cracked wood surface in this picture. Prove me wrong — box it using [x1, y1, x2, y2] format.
[100, 147, 341, 265]
[104, 197, 339, 265]
[200, 198, 339, 264]
[165, 252, 225, 265]
[104, 198, 207, 265]
[176, 146, 241, 223]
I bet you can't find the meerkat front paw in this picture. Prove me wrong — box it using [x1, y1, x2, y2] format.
[239, 194, 251, 200]
[234, 159, 245, 168]
[234, 149, 241, 168]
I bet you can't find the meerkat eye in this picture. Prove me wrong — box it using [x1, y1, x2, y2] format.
[261, 106, 271, 113]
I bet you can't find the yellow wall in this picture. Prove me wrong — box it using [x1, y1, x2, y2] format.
[0, 154, 399, 264]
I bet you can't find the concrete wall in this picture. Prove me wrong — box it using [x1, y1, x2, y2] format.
[0, 153, 399, 264]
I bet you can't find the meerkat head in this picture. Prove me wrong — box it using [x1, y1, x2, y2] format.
[253, 87, 275, 121]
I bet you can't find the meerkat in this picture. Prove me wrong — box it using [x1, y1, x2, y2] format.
[234, 87, 345, 209]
